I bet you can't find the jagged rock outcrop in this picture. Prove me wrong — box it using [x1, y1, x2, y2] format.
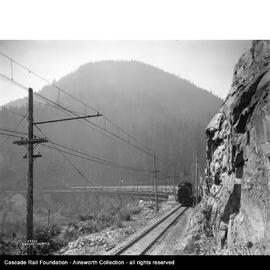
[181, 41, 270, 255]
[205, 40, 270, 254]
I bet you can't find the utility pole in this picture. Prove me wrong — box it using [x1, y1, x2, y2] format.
[13, 88, 101, 255]
[172, 166, 176, 201]
[191, 166, 195, 207]
[27, 87, 34, 254]
[153, 153, 159, 212]
[119, 179, 124, 209]
[13, 88, 48, 255]
[195, 153, 199, 205]
[47, 208, 50, 226]
[96, 194, 100, 212]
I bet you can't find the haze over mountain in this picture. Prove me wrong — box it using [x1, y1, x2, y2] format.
[0, 61, 222, 189]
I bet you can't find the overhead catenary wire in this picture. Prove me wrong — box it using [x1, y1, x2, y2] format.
[34, 124, 152, 174]
[0, 74, 176, 170]
[34, 91, 177, 166]
[0, 72, 154, 158]
[42, 144, 151, 173]
[0, 108, 37, 148]
[0, 51, 178, 168]
[0, 132, 25, 139]
[0, 72, 114, 145]
[0, 124, 92, 186]
[0, 127, 27, 136]
[1, 106, 27, 119]
[34, 91, 155, 156]
[0, 51, 99, 113]
[50, 143, 93, 186]
[34, 125, 151, 173]
[49, 141, 151, 172]
[34, 90, 177, 167]
[0, 55, 175, 253]
[0, 122, 25, 148]
[0, 119, 151, 175]
[0, 126, 151, 173]
[33, 100, 85, 116]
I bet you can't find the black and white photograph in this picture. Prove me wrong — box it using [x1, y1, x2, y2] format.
[0, 0, 269, 265]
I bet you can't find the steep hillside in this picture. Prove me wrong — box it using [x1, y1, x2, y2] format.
[0, 61, 222, 189]
[182, 41, 270, 255]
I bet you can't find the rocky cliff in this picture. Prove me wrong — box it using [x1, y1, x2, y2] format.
[181, 41, 270, 255]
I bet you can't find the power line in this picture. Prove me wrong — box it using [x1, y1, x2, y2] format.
[0, 50, 99, 114]
[34, 126, 128, 186]
[0, 128, 41, 139]
[35, 91, 175, 165]
[1, 106, 27, 119]
[0, 51, 178, 167]
[34, 126, 151, 173]
[0, 72, 109, 146]
[2, 81, 152, 255]
[0, 126, 151, 173]
[34, 100, 85, 115]
[0, 116, 26, 149]
[42, 144, 151, 173]
[0, 132, 25, 139]
[33, 90, 154, 156]
[0, 70, 175, 168]
[34, 126, 151, 175]
[49, 140, 120, 165]
[0, 74, 154, 157]
[0, 127, 27, 136]
[49, 143, 92, 186]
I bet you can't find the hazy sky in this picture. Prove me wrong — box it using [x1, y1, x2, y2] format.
[0, 40, 251, 106]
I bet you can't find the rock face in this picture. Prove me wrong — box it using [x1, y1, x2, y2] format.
[204, 40, 270, 254]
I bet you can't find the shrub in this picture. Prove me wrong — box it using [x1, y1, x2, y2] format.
[119, 209, 131, 221]
[78, 214, 94, 222]
[34, 224, 66, 255]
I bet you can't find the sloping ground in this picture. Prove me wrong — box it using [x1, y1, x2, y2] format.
[58, 199, 177, 255]
[180, 41, 270, 255]
[0, 196, 177, 255]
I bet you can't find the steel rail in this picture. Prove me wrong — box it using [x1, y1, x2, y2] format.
[106, 204, 187, 255]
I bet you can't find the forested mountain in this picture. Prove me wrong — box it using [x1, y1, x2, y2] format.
[0, 61, 222, 189]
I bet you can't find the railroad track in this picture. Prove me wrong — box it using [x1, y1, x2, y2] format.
[104, 204, 187, 255]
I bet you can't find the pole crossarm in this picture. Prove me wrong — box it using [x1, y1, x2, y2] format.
[33, 113, 102, 125]
[13, 138, 48, 145]
[23, 153, 42, 159]
[150, 170, 160, 174]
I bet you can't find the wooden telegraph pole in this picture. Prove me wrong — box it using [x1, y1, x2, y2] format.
[47, 208, 50, 226]
[191, 166, 195, 207]
[13, 88, 48, 254]
[153, 153, 159, 212]
[27, 88, 34, 253]
[172, 166, 176, 201]
[195, 153, 199, 206]
[13, 88, 102, 255]
[196, 155, 200, 205]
